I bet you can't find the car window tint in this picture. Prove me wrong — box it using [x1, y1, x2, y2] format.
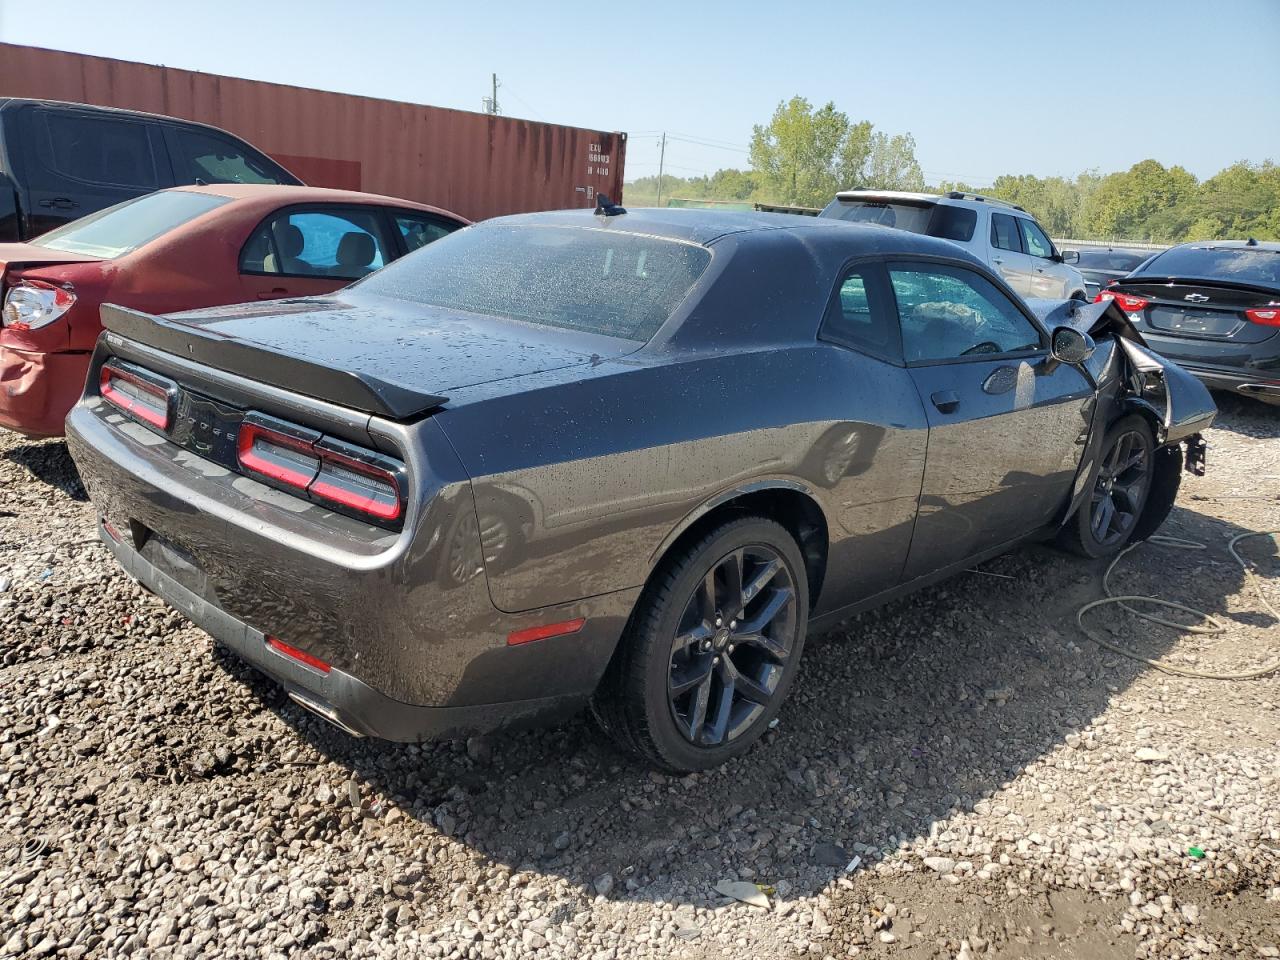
[927, 205, 977, 242]
[1018, 217, 1054, 259]
[357, 224, 711, 342]
[39, 112, 157, 188]
[34, 190, 231, 259]
[889, 264, 1042, 363]
[173, 128, 281, 185]
[822, 267, 895, 355]
[394, 212, 459, 253]
[244, 208, 391, 280]
[990, 213, 1022, 253]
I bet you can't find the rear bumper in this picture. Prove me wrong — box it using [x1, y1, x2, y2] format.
[66, 394, 638, 740]
[0, 347, 89, 437]
[97, 517, 585, 741]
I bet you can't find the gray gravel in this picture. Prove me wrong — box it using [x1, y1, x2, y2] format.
[1, 394, 1277, 959]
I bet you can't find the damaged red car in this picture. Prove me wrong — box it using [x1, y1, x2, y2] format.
[0, 184, 467, 437]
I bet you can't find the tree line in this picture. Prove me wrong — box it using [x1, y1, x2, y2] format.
[624, 97, 1279, 242]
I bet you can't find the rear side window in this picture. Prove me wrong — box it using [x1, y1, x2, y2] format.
[821, 266, 899, 359]
[393, 211, 460, 253]
[358, 224, 711, 342]
[38, 111, 157, 188]
[991, 213, 1022, 253]
[33, 190, 231, 258]
[172, 127, 283, 185]
[927, 205, 977, 242]
[241, 208, 392, 279]
[1018, 217, 1054, 259]
[1137, 246, 1280, 287]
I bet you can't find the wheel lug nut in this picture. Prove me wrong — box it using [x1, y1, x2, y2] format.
[715, 617, 723, 626]
[728, 644, 735, 653]
[712, 656, 720, 665]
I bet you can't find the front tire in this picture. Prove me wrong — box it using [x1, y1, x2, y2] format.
[1059, 415, 1155, 558]
[593, 516, 809, 772]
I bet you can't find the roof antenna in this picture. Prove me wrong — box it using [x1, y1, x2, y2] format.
[595, 194, 627, 217]
[1245, 237, 1258, 246]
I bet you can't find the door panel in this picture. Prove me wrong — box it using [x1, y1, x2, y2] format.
[1018, 216, 1069, 299]
[989, 212, 1035, 295]
[904, 358, 1093, 578]
[886, 260, 1095, 580]
[21, 107, 163, 236]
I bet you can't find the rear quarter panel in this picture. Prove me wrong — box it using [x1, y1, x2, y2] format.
[438, 344, 928, 615]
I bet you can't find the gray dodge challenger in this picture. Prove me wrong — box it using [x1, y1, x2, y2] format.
[66, 207, 1216, 771]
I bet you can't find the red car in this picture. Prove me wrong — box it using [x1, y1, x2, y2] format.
[0, 184, 468, 437]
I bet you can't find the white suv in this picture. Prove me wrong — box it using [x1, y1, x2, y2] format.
[820, 190, 1087, 301]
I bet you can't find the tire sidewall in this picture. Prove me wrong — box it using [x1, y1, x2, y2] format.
[639, 518, 809, 772]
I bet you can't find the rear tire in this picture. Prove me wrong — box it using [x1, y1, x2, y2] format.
[592, 516, 809, 772]
[1059, 415, 1156, 558]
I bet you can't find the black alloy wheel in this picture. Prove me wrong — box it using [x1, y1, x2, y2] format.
[593, 516, 809, 772]
[667, 545, 798, 747]
[1090, 427, 1152, 548]
[1060, 414, 1156, 558]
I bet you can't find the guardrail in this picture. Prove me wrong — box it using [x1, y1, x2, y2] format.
[1053, 238, 1171, 252]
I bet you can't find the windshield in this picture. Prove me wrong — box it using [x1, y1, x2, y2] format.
[34, 190, 233, 259]
[1136, 245, 1280, 288]
[357, 224, 712, 342]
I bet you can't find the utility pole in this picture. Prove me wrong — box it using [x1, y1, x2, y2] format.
[656, 132, 667, 206]
[483, 74, 500, 115]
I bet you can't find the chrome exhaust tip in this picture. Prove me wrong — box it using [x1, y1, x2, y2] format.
[287, 690, 366, 738]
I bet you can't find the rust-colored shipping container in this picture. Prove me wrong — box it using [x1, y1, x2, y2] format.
[0, 43, 626, 221]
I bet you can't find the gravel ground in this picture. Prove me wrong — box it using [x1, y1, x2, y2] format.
[1, 395, 1277, 960]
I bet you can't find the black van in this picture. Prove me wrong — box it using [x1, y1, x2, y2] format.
[0, 99, 301, 241]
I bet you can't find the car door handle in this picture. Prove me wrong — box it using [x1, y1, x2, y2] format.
[992, 257, 1003, 265]
[38, 197, 79, 210]
[931, 390, 960, 414]
[256, 288, 288, 300]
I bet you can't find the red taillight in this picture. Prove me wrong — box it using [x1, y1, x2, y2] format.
[236, 417, 321, 490]
[308, 440, 403, 523]
[266, 636, 331, 674]
[506, 618, 586, 646]
[1096, 290, 1150, 312]
[1245, 306, 1280, 327]
[235, 416, 404, 525]
[99, 361, 174, 430]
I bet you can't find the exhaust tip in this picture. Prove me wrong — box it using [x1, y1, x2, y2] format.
[287, 690, 366, 738]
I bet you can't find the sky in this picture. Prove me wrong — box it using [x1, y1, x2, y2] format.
[2, 0, 1278, 186]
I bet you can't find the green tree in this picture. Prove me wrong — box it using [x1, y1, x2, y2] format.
[1079, 160, 1199, 241]
[864, 132, 926, 191]
[749, 96, 851, 207]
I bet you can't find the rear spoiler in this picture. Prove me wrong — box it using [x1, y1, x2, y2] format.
[100, 303, 448, 420]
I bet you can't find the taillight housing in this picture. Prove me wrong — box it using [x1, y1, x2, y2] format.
[1096, 290, 1150, 312]
[1245, 306, 1280, 327]
[235, 413, 406, 526]
[99, 360, 176, 430]
[1, 278, 76, 331]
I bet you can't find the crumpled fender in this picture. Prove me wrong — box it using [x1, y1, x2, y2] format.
[1025, 297, 1217, 446]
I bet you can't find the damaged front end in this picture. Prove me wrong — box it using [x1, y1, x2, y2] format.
[1028, 297, 1217, 542]
[1032, 297, 1216, 470]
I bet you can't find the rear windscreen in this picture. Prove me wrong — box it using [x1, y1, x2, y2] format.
[1075, 248, 1153, 272]
[821, 199, 976, 242]
[34, 190, 232, 259]
[1137, 246, 1280, 287]
[357, 224, 712, 342]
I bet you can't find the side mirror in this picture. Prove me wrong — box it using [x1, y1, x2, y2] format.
[1061, 249, 1081, 264]
[1051, 325, 1095, 365]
